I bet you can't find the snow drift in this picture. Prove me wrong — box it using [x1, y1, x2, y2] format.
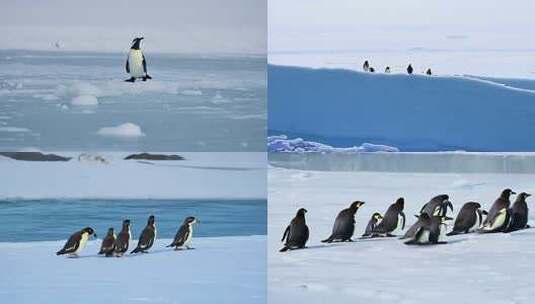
[268, 65, 535, 152]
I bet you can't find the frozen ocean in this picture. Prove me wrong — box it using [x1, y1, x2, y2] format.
[0, 50, 266, 151]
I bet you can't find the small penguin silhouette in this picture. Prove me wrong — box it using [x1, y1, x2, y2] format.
[407, 64, 413, 74]
[385, 66, 391, 73]
[363, 60, 369, 72]
[369, 67, 375, 73]
[426, 68, 432, 75]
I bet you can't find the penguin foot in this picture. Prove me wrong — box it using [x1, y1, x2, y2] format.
[385, 233, 397, 237]
[125, 77, 136, 83]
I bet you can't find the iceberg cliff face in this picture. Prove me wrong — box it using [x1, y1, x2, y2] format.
[268, 135, 399, 153]
[268, 65, 535, 152]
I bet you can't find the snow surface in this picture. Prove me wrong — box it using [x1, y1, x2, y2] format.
[268, 163, 535, 304]
[0, 152, 266, 199]
[1, 236, 266, 304]
[268, 135, 399, 153]
[97, 123, 146, 138]
[268, 65, 535, 152]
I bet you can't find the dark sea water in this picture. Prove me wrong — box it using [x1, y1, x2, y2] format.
[0, 199, 266, 242]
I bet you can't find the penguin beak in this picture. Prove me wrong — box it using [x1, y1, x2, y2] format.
[511, 191, 517, 195]
[526, 193, 532, 197]
[140, 37, 144, 40]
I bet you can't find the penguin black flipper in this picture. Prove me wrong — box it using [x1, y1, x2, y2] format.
[56, 232, 81, 255]
[281, 225, 290, 242]
[131, 227, 155, 254]
[125, 57, 130, 73]
[142, 54, 152, 80]
[98, 234, 116, 256]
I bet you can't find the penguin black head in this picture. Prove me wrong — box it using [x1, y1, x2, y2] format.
[107, 227, 114, 235]
[501, 189, 516, 198]
[465, 201, 481, 209]
[350, 201, 365, 210]
[147, 215, 155, 225]
[481, 209, 489, 216]
[184, 216, 197, 224]
[395, 197, 405, 208]
[296, 208, 308, 217]
[82, 227, 96, 237]
[122, 219, 131, 227]
[131, 37, 144, 50]
[372, 212, 383, 221]
[518, 192, 532, 201]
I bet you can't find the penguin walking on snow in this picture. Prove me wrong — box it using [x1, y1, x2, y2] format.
[371, 197, 406, 237]
[125, 37, 152, 82]
[131, 215, 157, 254]
[385, 66, 391, 73]
[506, 192, 531, 232]
[363, 60, 370, 72]
[322, 201, 365, 243]
[479, 189, 515, 233]
[56, 227, 96, 257]
[167, 216, 198, 250]
[447, 202, 486, 236]
[404, 214, 452, 245]
[98, 228, 117, 257]
[114, 219, 131, 257]
[280, 208, 309, 252]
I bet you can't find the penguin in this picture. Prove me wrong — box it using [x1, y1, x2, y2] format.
[131, 215, 157, 254]
[479, 189, 516, 233]
[167, 216, 198, 250]
[114, 219, 131, 256]
[371, 197, 406, 237]
[446, 202, 484, 236]
[420, 194, 453, 217]
[369, 67, 375, 73]
[426, 68, 432, 75]
[404, 214, 452, 245]
[56, 227, 96, 257]
[361, 212, 383, 238]
[363, 60, 369, 72]
[385, 66, 391, 73]
[506, 192, 531, 232]
[407, 64, 413, 74]
[322, 201, 365, 243]
[125, 37, 152, 82]
[280, 208, 309, 252]
[98, 228, 117, 257]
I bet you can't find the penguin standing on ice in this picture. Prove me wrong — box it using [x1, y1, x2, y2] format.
[385, 66, 391, 73]
[506, 192, 531, 232]
[131, 215, 157, 254]
[114, 219, 131, 256]
[98, 228, 117, 257]
[372, 197, 406, 237]
[407, 64, 414, 74]
[322, 201, 365, 243]
[447, 202, 485, 236]
[125, 37, 152, 82]
[363, 60, 370, 72]
[362, 212, 383, 237]
[420, 194, 453, 217]
[280, 208, 309, 252]
[56, 227, 96, 257]
[426, 68, 432, 75]
[404, 214, 452, 245]
[479, 189, 515, 233]
[167, 216, 198, 250]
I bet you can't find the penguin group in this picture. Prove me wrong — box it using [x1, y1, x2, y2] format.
[56, 215, 198, 257]
[280, 189, 531, 251]
[362, 60, 432, 76]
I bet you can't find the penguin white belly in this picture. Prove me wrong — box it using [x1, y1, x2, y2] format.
[416, 230, 430, 243]
[73, 233, 89, 254]
[485, 209, 507, 231]
[128, 50, 145, 78]
[184, 228, 193, 247]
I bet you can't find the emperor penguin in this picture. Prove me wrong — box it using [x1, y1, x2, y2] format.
[420, 194, 453, 217]
[479, 189, 516, 233]
[371, 197, 406, 237]
[131, 215, 157, 254]
[361, 212, 383, 238]
[447, 202, 484, 236]
[98, 227, 117, 257]
[407, 64, 414, 74]
[114, 219, 131, 256]
[506, 192, 531, 232]
[363, 60, 370, 72]
[56, 227, 96, 257]
[404, 214, 452, 245]
[125, 37, 152, 82]
[167, 216, 198, 250]
[280, 208, 309, 252]
[322, 201, 365, 243]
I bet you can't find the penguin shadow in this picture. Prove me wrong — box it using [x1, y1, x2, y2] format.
[136, 161, 259, 172]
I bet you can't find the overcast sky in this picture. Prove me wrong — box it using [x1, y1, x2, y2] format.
[0, 0, 266, 54]
[269, 0, 535, 53]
